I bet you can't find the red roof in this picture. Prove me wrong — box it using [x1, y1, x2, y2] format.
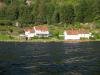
[65, 29, 89, 35]
[66, 29, 79, 35]
[34, 26, 48, 31]
[24, 26, 48, 32]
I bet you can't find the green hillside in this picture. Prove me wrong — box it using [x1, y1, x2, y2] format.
[0, 0, 99, 25]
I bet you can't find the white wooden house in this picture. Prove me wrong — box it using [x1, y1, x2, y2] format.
[24, 28, 35, 39]
[64, 29, 91, 40]
[24, 26, 49, 39]
[33, 26, 49, 37]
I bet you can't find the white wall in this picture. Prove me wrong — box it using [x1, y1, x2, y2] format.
[34, 27, 49, 37]
[25, 31, 35, 38]
[64, 31, 80, 40]
[64, 35, 80, 40]
[78, 33, 91, 39]
[64, 31, 91, 40]
[25, 31, 30, 36]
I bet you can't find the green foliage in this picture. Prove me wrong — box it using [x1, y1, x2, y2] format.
[74, 22, 81, 28]
[0, 0, 99, 26]
[18, 5, 34, 25]
[0, 20, 12, 25]
[0, 34, 10, 40]
[0, 34, 14, 40]
[59, 4, 75, 24]
[93, 33, 100, 39]
[75, 0, 88, 22]
[7, 4, 19, 20]
[9, 35, 14, 39]
[89, 36, 96, 40]
[0, 26, 22, 35]
[49, 25, 64, 39]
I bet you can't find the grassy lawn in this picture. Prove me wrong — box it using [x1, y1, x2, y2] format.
[0, 35, 11, 40]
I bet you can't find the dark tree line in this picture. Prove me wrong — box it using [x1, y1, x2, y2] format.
[0, 0, 100, 26]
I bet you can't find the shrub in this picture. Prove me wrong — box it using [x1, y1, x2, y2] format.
[92, 32, 100, 39]
[80, 37, 88, 40]
[89, 36, 96, 40]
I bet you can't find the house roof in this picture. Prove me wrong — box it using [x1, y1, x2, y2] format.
[34, 26, 48, 31]
[24, 26, 48, 32]
[65, 29, 89, 35]
[66, 29, 79, 35]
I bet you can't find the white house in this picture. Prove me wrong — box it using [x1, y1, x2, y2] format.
[64, 29, 91, 40]
[33, 26, 49, 37]
[24, 26, 49, 39]
[78, 29, 91, 39]
[24, 28, 35, 39]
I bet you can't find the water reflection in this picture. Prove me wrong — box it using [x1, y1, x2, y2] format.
[0, 42, 100, 75]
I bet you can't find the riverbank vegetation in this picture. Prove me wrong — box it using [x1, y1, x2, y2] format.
[0, 22, 100, 42]
[0, 0, 100, 42]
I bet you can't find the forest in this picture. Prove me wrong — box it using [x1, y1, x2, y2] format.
[0, 0, 100, 26]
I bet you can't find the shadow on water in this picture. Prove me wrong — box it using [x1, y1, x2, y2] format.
[0, 41, 100, 75]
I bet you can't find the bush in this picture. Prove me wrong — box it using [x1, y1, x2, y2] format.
[80, 37, 88, 40]
[52, 32, 60, 39]
[89, 36, 96, 40]
[74, 22, 81, 28]
[59, 36, 64, 40]
[92, 32, 100, 39]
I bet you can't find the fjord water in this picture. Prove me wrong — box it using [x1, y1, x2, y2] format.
[0, 42, 100, 75]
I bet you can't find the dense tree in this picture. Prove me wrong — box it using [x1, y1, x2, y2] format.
[46, 2, 55, 24]
[59, 4, 75, 24]
[74, 0, 89, 23]
[92, 0, 100, 21]
[0, 0, 99, 26]
[6, 4, 19, 20]
[18, 4, 33, 25]
[32, 0, 48, 24]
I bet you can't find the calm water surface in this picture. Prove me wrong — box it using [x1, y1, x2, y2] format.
[0, 41, 100, 75]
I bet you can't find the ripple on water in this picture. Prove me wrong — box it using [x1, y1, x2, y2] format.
[0, 42, 100, 75]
